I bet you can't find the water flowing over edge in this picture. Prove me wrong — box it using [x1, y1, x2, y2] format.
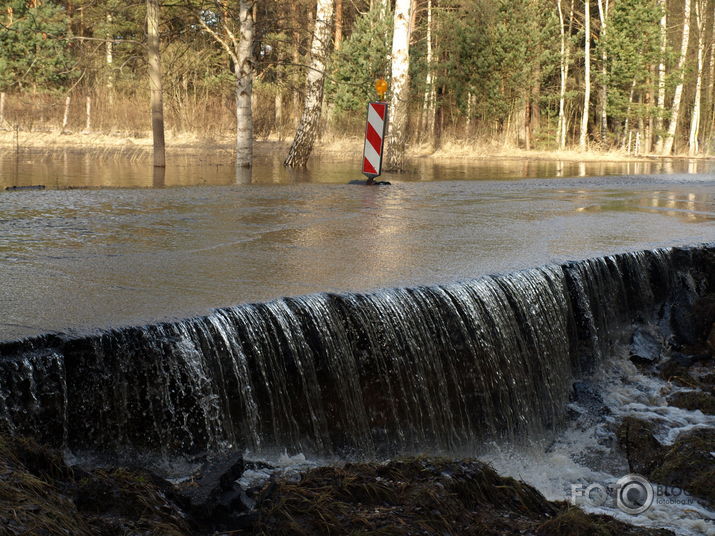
[0, 244, 713, 459]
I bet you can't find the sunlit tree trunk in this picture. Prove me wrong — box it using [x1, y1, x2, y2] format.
[689, 0, 706, 155]
[385, 0, 412, 170]
[662, 0, 691, 155]
[236, 0, 254, 167]
[579, 0, 591, 150]
[147, 0, 165, 168]
[707, 8, 715, 148]
[557, 0, 575, 149]
[334, 0, 343, 49]
[284, 0, 334, 167]
[597, 0, 609, 143]
[654, 0, 667, 153]
[106, 13, 114, 107]
[421, 0, 436, 145]
[197, 1, 255, 167]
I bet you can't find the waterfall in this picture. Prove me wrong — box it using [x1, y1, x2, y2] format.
[0, 245, 712, 457]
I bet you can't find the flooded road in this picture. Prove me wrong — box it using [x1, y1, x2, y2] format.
[1, 151, 714, 340]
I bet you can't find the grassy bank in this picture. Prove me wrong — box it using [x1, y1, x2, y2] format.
[1, 128, 709, 165]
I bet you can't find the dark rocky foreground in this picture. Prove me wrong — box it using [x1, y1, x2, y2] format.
[616, 293, 715, 509]
[0, 438, 675, 536]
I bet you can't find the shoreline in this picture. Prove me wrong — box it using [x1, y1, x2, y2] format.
[1, 129, 713, 164]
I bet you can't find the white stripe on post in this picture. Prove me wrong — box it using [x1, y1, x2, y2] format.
[362, 102, 387, 179]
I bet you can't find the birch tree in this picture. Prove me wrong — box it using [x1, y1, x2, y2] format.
[688, 0, 706, 155]
[662, 0, 691, 155]
[597, 0, 609, 142]
[385, 0, 412, 171]
[284, 0, 335, 167]
[579, 0, 591, 150]
[654, 0, 667, 153]
[196, 1, 255, 167]
[557, 0, 575, 149]
[147, 0, 165, 168]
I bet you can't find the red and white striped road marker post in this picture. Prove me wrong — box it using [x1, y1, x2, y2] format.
[362, 79, 389, 181]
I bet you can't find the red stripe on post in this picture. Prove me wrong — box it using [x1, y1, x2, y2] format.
[371, 102, 386, 120]
[362, 157, 377, 175]
[366, 122, 382, 154]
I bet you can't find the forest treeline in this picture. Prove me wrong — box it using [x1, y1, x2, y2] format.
[1, 0, 714, 168]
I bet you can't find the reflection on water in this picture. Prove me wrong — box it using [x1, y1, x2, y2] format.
[0, 150, 713, 341]
[1, 148, 714, 188]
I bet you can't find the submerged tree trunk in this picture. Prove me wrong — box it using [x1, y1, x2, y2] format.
[579, 0, 591, 150]
[236, 0, 254, 167]
[662, 0, 691, 155]
[385, 0, 412, 171]
[654, 0, 667, 153]
[688, 0, 706, 155]
[284, 0, 334, 167]
[147, 0, 165, 168]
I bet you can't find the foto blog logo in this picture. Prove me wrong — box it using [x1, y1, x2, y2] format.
[571, 474, 657, 515]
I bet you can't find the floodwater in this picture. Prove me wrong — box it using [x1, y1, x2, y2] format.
[1, 149, 714, 341]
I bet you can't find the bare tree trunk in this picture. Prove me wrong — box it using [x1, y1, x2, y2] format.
[557, 0, 574, 149]
[236, 0, 254, 168]
[421, 0, 436, 145]
[62, 95, 71, 133]
[662, 0, 691, 155]
[385, 0, 412, 171]
[689, 0, 706, 155]
[579, 0, 591, 150]
[85, 96, 91, 132]
[654, 0, 667, 153]
[597, 0, 609, 143]
[707, 6, 715, 146]
[106, 13, 114, 107]
[147, 0, 165, 167]
[275, 91, 283, 137]
[621, 77, 636, 150]
[284, 0, 334, 167]
[334, 0, 343, 50]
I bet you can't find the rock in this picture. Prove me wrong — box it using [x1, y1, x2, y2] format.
[629, 328, 662, 365]
[667, 391, 715, 415]
[536, 507, 673, 536]
[693, 295, 715, 340]
[616, 417, 664, 475]
[658, 354, 703, 387]
[708, 324, 715, 355]
[651, 428, 715, 505]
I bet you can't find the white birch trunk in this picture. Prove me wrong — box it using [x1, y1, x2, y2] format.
[597, 0, 609, 142]
[147, 0, 165, 167]
[385, 0, 412, 171]
[654, 0, 667, 152]
[579, 0, 591, 150]
[688, 0, 706, 155]
[62, 95, 71, 133]
[106, 13, 114, 106]
[662, 0, 692, 155]
[236, 0, 254, 168]
[284, 0, 334, 167]
[557, 0, 575, 149]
